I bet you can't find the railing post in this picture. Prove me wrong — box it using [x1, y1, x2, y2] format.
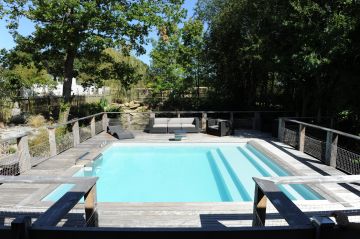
[278, 118, 285, 142]
[102, 113, 108, 131]
[84, 184, 98, 227]
[11, 216, 31, 239]
[90, 116, 96, 137]
[230, 112, 234, 125]
[177, 112, 180, 118]
[325, 131, 338, 167]
[253, 112, 261, 131]
[17, 134, 31, 173]
[311, 216, 335, 239]
[202, 112, 207, 131]
[48, 127, 57, 157]
[127, 113, 131, 129]
[72, 121, 80, 147]
[252, 184, 267, 226]
[298, 124, 306, 152]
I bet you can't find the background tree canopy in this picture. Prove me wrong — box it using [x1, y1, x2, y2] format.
[194, 0, 360, 131]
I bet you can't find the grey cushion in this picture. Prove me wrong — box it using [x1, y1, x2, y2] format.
[180, 118, 195, 124]
[154, 118, 169, 124]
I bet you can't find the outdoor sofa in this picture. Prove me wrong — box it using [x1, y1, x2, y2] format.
[149, 117, 200, 133]
[206, 118, 232, 137]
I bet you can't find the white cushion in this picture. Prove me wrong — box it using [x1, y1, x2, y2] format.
[153, 124, 168, 128]
[181, 124, 195, 128]
[154, 118, 168, 124]
[168, 118, 182, 125]
[181, 118, 195, 124]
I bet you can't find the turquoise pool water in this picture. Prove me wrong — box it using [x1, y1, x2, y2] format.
[43, 143, 322, 202]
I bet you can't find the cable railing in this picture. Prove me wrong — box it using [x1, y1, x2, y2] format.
[278, 118, 360, 174]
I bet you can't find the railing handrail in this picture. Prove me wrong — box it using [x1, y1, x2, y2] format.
[283, 118, 360, 140]
[48, 112, 104, 128]
[254, 175, 360, 185]
[0, 133, 27, 143]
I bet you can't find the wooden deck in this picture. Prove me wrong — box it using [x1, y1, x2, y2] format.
[1, 130, 360, 228]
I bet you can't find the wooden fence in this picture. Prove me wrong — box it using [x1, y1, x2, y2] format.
[278, 118, 360, 174]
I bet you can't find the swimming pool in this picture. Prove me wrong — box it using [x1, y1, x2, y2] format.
[43, 143, 322, 202]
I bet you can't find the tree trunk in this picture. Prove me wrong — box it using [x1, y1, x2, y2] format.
[60, 49, 76, 123]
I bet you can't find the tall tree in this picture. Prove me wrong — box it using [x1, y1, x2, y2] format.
[3, 0, 185, 120]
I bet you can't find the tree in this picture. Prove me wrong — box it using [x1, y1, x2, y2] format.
[3, 0, 185, 120]
[149, 18, 204, 109]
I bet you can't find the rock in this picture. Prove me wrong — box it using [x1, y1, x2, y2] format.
[124, 102, 130, 107]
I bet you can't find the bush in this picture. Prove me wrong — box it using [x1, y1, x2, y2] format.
[26, 114, 46, 128]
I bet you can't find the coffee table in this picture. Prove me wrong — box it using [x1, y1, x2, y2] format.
[173, 130, 187, 141]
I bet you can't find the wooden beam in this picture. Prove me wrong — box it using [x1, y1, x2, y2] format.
[253, 178, 311, 226]
[252, 184, 267, 226]
[72, 121, 80, 147]
[298, 124, 306, 152]
[325, 132, 338, 167]
[0, 175, 98, 185]
[84, 185, 98, 227]
[278, 118, 285, 142]
[11, 216, 31, 239]
[17, 135, 31, 173]
[90, 117, 96, 137]
[48, 128, 57, 157]
[33, 182, 96, 227]
[255, 175, 360, 185]
[28, 226, 315, 239]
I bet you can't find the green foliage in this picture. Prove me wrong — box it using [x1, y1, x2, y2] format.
[195, 0, 360, 118]
[78, 48, 149, 91]
[3, 0, 186, 102]
[149, 18, 205, 109]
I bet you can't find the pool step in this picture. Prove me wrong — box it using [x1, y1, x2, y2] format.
[216, 147, 257, 201]
[209, 150, 243, 201]
[239, 146, 305, 200]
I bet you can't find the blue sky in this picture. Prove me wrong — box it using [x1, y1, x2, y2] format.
[0, 0, 197, 65]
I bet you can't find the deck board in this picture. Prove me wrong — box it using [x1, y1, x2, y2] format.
[0, 130, 360, 228]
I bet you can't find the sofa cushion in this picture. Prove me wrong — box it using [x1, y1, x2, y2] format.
[153, 124, 168, 128]
[154, 118, 168, 124]
[181, 124, 195, 128]
[168, 118, 182, 125]
[208, 125, 219, 130]
[180, 118, 195, 124]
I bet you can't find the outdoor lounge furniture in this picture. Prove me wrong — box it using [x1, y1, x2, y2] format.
[206, 118, 232, 137]
[107, 118, 135, 139]
[149, 117, 200, 133]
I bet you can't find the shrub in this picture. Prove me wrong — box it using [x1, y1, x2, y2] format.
[26, 114, 46, 128]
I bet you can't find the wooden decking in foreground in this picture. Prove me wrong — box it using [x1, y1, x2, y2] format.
[1, 130, 360, 228]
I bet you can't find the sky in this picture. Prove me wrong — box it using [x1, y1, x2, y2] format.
[0, 0, 197, 65]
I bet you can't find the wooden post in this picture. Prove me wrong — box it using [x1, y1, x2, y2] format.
[230, 112, 234, 125]
[201, 112, 207, 130]
[253, 112, 261, 131]
[298, 124, 306, 152]
[127, 113, 131, 129]
[84, 185, 98, 227]
[90, 116, 96, 137]
[17, 134, 31, 173]
[72, 121, 80, 147]
[177, 112, 181, 118]
[102, 113, 108, 131]
[11, 216, 31, 239]
[48, 127, 57, 157]
[325, 131, 338, 167]
[311, 216, 335, 239]
[252, 184, 267, 226]
[278, 118, 285, 142]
